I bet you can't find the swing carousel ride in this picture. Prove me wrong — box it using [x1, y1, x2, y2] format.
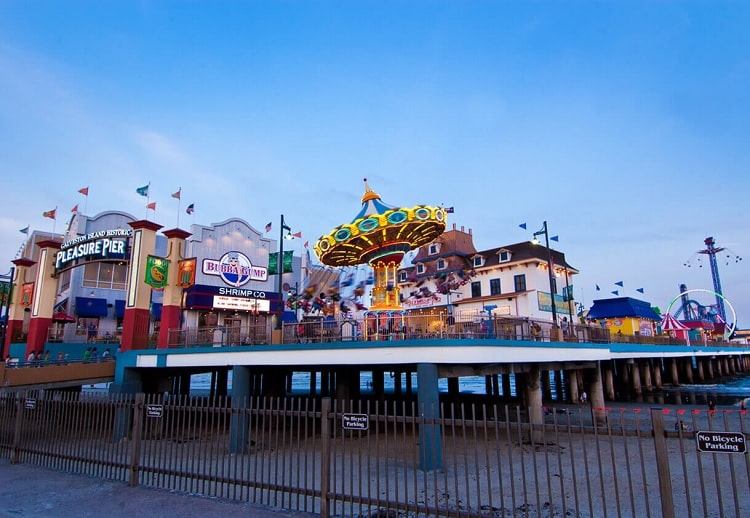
[311, 178, 448, 320]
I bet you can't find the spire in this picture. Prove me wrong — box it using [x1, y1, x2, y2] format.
[361, 177, 380, 204]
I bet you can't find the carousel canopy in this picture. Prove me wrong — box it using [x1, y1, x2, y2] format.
[661, 313, 688, 331]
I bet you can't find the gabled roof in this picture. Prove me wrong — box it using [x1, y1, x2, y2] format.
[475, 241, 576, 272]
[587, 297, 660, 321]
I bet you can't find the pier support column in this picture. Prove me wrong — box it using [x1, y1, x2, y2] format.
[417, 363, 442, 470]
[603, 364, 615, 401]
[567, 369, 580, 404]
[706, 359, 714, 380]
[590, 362, 607, 426]
[554, 370, 564, 401]
[230, 366, 251, 454]
[642, 361, 653, 392]
[670, 359, 680, 386]
[631, 361, 642, 396]
[696, 360, 705, 382]
[653, 360, 663, 389]
[683, 359, 694, 384]
[524, 364, 544, 443]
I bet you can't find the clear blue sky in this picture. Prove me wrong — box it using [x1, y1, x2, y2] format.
[1, 1, 748, 326]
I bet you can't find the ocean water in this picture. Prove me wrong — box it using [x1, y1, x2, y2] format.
[182, 370, 750, 408]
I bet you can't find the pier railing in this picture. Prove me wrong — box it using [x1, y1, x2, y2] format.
[160, 313, 730, 349]
[0, 390, 747, 517]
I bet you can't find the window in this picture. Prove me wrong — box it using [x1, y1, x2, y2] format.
[428, 243, 440, 255]
[499, 250, 510, 262]
[437, 259, 446, 270]
[551, 277, 557, 294]
[417, 263, 425, 274]
[490, 278, 501, 295]
[471, 281, 482, 298]
[514, 274, 526, 292]
[82, 262, 128, 290]
[473, 256, 483, 267]
[399, 271, 407, 282]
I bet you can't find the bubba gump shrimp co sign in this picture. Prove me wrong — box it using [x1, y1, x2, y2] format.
[56, 229, 132, 269]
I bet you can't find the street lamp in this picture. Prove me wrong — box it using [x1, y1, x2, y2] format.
[531, 221, 559, 330]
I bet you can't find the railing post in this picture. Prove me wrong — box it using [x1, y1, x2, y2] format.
[128, 393, 145, 487]
[320, 397, 331, 517]
[650, 408, 675, 518]
[10, 390, 27, 464]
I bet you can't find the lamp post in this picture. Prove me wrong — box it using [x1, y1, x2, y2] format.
[276, 214, 294, 330]
[532, 221, 558, 330]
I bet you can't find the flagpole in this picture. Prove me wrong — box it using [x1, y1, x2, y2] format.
[176, 188, 181, 229]
[83, 190, 88, 215]
[52, 207, 58, 234]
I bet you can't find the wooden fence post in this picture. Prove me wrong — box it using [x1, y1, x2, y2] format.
[650, 408, 675, 518]
[128, 393, 145, 487]
[320, 397, 331, 518]
[10, 390, 27, 464]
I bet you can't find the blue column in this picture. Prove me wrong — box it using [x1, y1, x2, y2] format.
[417, 362, 442, 470]
[110, 367, 143, 441]
[230, 366, 251, 454]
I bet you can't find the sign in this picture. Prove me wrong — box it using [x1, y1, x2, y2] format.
[203, 251, 268, 286]
[213, 296, 270, 312]
[25, 398, 36, 410]
[696, 431, 746, 454]
[537, 291, 570, 315]
[342, 413, 369, 430]
[21, 282, 34, 307]
[56, 228, 131, 269]
[145, 255, 169, 289]
[177, 258, 197, 288]
[146, 404, 164, 418]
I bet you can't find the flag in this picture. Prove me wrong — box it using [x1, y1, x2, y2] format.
[519, 223, 527, 229]
[19, 226, 29, 234]
[636, 288, 644, 294]
[265, 222, 272, 233]
[550, 235, 559, 242]
[611, 290, 619, 296]
[78, 187, 89, 196]
[147, 202, 156, 210]
[136, 184, 149, 197]
[71, 204, 78, 213]
[445, 207, 455, 213]
[303, 240, 309, 248]
[43, 208, 56, 219]
[291, 231, 302, 239]
[615, 280, 624, 287]
[186, 203, 195, 215]
[171, 189, 181, 199]
[595, 284, 600, 291]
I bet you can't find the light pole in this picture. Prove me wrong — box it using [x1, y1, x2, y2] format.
[532, 221, 558, 330]
[276, 214, 294, 330]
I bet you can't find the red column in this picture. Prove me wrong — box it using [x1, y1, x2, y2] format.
[26, 240, 62, 355]
[121, 220, 163, 351]
[4, 258, 35, 354]
[158, 228, 191, 349]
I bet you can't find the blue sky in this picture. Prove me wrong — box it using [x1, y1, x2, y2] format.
[1, 1, 748, 325]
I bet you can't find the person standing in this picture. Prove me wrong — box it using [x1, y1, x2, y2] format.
[708, 399, 716, 412]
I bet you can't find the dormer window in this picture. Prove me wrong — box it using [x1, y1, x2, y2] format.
[428, 243, 440, 255]
[437, 259, 446, 270]
[473, 256, 484, 268]
[399, 271, 407, 282]
[498, 250, 510, 263]
[417, 263, 425, 274]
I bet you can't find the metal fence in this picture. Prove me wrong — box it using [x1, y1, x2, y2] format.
[0, 390, 747, 517]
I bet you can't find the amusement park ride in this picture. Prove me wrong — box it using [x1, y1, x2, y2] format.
[670, 237, 743, 340]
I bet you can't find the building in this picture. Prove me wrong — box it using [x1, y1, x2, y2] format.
[586, 297, 661, 336]
[397, 224, 579, 326]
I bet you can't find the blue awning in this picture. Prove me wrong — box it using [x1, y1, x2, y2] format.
[115, 300, 125, 318]
[151, 302, 162, 321]
[282, 311, 297, 323]
[75, 297, 108, 318]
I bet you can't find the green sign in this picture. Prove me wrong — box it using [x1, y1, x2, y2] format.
[268, 251, 293, 275]
[145, 255, 169, 289]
